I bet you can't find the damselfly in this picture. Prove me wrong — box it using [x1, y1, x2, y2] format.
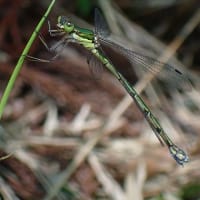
[47, 8, 189, 165]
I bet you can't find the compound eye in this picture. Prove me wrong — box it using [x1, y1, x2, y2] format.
[58, 16, 70, 26]
[57, 16, 74, 32]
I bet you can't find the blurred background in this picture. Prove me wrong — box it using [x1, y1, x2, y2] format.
[0, 0, 200, 199]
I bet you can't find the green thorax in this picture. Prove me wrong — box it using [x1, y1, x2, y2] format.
[57, 16, 95, 41]
[74, 25, 94, 41]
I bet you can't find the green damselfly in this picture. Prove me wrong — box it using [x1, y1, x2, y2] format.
[48, 9, 189, 165]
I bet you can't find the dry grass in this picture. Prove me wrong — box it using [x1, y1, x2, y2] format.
[0, 0, 200, 199]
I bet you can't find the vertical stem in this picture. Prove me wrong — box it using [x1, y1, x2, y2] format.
[0, 0, 56, 119]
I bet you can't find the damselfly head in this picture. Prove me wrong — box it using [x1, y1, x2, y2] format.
[57, 16, 74, 33]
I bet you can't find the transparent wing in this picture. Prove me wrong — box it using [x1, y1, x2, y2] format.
[98, 37, 191, 91]
[94, 8, 191, 90]
[94, 8, 110, 38]
[87, 51, 104, 79]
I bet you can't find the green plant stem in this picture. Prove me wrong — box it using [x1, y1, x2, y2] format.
[0, 0, 56, 119]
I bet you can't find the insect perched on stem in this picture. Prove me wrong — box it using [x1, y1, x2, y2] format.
[47, 8, 189, 165]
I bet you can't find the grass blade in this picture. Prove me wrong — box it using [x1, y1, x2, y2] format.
[0, 0, 56, 119]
